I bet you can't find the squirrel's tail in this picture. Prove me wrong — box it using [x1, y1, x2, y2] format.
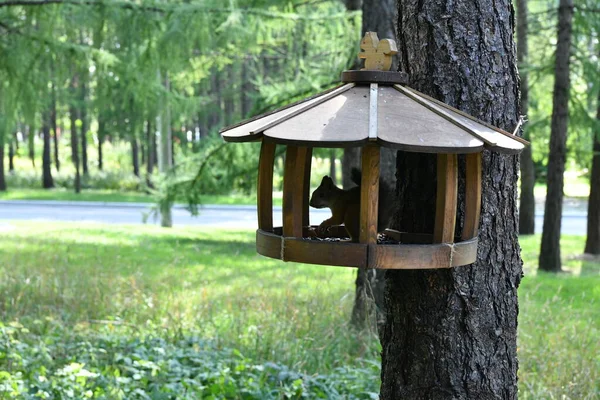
[350, 167, 362, 186]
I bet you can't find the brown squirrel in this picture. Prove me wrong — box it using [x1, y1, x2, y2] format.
[309, 168, 391, 242]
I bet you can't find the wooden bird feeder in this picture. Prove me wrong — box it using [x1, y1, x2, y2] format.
[220, 32, 527, 270]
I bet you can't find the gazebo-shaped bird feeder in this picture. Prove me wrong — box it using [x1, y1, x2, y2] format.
[221, 32, 527, 270]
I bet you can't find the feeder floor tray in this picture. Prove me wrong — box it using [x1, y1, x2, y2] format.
[256, 227, 478, 270]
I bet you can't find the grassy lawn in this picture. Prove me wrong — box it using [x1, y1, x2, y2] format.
[0, 223, 598, 398]
[0, 188, 284, 206]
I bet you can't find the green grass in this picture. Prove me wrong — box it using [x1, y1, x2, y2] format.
[518, 235, 599, 399]
[0, 188, 284, 206]
[0, 223, 367, 370]
[0, 224, 598, 398]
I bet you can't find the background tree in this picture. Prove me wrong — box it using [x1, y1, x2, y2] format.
[380, 1, 522, 397]
[69, 73, 81, 193]
[0, 113, 5, 191]
[539, 0, 574, 272]
[585, 93, 599, 255]
[518, 0, 535, 235]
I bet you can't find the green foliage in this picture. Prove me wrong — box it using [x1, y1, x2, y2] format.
[0, 0, 361, 200]
[155, 135, 273, 215]
[0, 323, 379, 399]
[524, 0, 600, 179]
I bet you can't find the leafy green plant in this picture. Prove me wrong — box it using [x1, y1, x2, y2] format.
[0, 322, 380, 399]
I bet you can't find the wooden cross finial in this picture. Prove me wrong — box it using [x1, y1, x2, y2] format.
[358, 32, 398, 71]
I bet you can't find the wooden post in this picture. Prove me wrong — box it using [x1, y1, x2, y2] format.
[283, 146, 297, 237]
[302, 148, 313, 228]
[434, 153, 458, 243]
[257, 141, 276, 231]
[283, 146, 310, 238]
[360, 145, 380, 244]
[462, 152, 482, 240]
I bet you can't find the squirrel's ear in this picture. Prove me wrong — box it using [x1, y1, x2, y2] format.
[322, 176, 333, 187]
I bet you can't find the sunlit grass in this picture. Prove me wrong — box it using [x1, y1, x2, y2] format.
[0, 188, 272, 205]
[519, 234, 599, 276]
[0, 222, 368, 373]
[0, 223, 598, 397]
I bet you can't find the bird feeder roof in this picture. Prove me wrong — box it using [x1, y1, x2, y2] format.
[221, 32, 527, 154]
[221, 82, 526, 154]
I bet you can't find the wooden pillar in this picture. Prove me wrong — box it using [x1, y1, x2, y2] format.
[257, 141, 276, 231]
[360, 145, 380, 244]
[283, 146, 310, 238]
[461, 152, 482, 240]
[302, 148, 313, 227]
[434, 153, 458, 243]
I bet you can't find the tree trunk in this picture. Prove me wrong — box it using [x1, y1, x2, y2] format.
[342, 148, 361, 189]
[28, 123, 35, 167]
[158, 71, 173, 227]
[380, 2, 522, 398]
[97, 115, 105, 171]
[42, 110, 54, 189]
[131, 137, 140, 177]
[0, 128, 5, 191]
[539, 0, 573, 272]
[146, 119, 155, 189]
[8, 138, 14, 173]
[343, 0, 362, 11]
[80, 79, 89, 176]
[584, 91, 600, 255]
[329, 149, 337, 184]
[517, 0, 536, 235]
[69, 75, 81, 194]
[51, 79, 60, 172]
[141, 142, 146, 166]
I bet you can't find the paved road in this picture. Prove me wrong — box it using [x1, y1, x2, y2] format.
[0, 200, 588, 235]
[0, 200, 331, 230]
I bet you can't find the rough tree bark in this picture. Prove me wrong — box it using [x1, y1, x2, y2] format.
[69, 75, 81, 194]
[517, 0, 535, 235]
[41, 109, 54, 189]
[584, 90, 600, 255]
[539, 0, 573, 272]
[380, 1, 522, 398]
